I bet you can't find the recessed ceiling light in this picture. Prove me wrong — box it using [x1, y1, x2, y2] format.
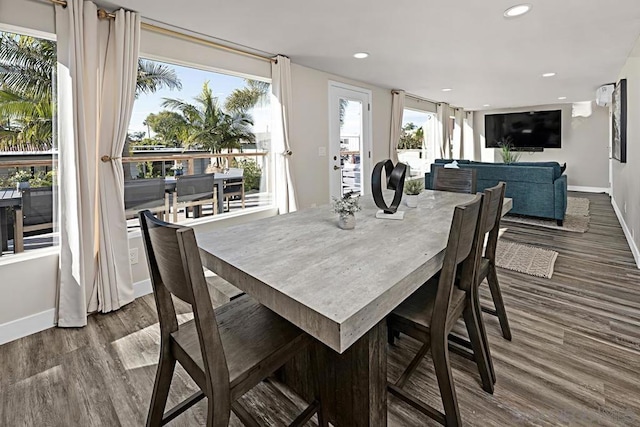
[504, 4, 532, 18]
[442, 88, 453, 92]
[483, 104, 491, 107]
[542, 72, 556, 77]
[353, 52, 369, 59]
[558, 96, 567, 100]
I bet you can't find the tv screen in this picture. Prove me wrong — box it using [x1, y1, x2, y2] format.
[485, 110, 562, 149]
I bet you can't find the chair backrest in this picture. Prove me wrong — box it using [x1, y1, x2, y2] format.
[431, 194, 484, 332]
[138, 210, 230, 396]
[433, 167, 477, 194]
[124, 179, 165, 210]
[481, 182, 506, 263]
[176, 173, 215, 202]
[21, 187, 54, 227]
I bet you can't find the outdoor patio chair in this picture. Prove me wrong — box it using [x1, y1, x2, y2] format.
[14, 186, 54, 253]
[172, 173, 217, 222]
[124, 178, 168, 221]
[222, 169, 245, 212]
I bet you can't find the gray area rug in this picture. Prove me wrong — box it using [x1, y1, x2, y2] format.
[502, 197, 590, 233]
[496, 240, 559, 279]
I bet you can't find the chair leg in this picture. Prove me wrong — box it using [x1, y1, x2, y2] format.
[310, 345, 329, 427]
[14, 207, 24, 253]
[146, 355, 176, 427]
[487, 264, 512, 341]
[206, 393, 231, 427]
[431, 331, 462, 427]
[463, 303, 495, 393]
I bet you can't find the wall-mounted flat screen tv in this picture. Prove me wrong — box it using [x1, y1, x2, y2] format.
[485, 110, 562, 150]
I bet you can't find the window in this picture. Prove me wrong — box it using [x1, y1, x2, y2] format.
[397, 108, 437, 178]
[125, 58, 272, 225]
[0, 30, 57, 257]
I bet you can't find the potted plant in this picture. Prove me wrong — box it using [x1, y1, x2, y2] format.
[12, 170, 32, 191]
[332, 192, 361, 230]
[404, 179, 424, 208]
[497, 137, 521, 164]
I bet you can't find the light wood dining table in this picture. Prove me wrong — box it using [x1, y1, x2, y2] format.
[197, 189, 512, 426]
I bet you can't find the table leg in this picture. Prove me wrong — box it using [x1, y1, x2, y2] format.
[280, 320, 388, 426]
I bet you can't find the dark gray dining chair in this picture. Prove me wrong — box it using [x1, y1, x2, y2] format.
[14, 186, 54, 253]
[433, 166, 477, 194]
[124, 179, 168, 220]
[139, 210, 328, 426]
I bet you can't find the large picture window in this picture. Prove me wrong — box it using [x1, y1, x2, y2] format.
[0, 30, 57, 257]
[397, 108, 437, 178]
[124, 58, 273, 225]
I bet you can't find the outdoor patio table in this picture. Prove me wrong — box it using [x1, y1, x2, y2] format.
[0, 189, 21, 256]
[196, 189, 512, 425]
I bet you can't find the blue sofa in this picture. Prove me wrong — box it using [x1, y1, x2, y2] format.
[425, 159, 567, 225]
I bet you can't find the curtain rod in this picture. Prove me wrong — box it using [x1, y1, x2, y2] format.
[405, 93, 438, 105]
[44, 0, 276, 63]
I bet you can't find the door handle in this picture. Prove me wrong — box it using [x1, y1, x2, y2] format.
[333, 165, 340, 170]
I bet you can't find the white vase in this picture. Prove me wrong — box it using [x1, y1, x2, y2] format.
[406, 194, 418, 208]
[338, 213, 356, 230]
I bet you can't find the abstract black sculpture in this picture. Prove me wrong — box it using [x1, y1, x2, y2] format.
[371, 159, 407, 214]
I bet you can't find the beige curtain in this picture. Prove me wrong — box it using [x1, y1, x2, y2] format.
[435, 103, 451, 159]
[463, 111, 475, 160]
[452, 108, 464, 159]
[271, 55, 297, 214]
[389, 90, 405, 164]
[55, 0, 137, 327]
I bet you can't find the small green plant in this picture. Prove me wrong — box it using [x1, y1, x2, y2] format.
[404, 179, 424, 195]
[497, 137, 521, 164]
[237, 159, 262, 191]
[29, 170, 55, 187]
[11, 170, 32, 184]
[332, 192, 361, 218]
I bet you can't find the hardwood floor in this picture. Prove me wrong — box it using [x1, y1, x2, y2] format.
[1, 192, 639, 426]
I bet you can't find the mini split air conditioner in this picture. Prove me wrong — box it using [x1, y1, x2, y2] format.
[596, 84, 615, 107]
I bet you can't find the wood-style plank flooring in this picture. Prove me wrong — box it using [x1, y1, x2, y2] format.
[1, 192, 639, 426]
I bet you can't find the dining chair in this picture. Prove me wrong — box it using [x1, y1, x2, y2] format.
[387, 193, 493, 426]
[447, 182, 510, 387]
[172, 173, 217, 222]
[139, 210, 328, 427]
[433, 166, 477, 194]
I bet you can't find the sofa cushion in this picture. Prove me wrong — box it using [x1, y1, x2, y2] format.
[510, 162, 562, 180]
[456, 163, 555, 184]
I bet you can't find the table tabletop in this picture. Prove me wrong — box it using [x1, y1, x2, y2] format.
[198, 190, 512, 353]
[0, 189, 21, 207]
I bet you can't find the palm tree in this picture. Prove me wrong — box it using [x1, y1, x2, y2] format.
[162, 82, 255, 156]
[224, 79, 269, 113]
[0, 32, 182, 152]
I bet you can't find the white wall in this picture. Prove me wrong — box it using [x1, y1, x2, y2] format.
[473, 103, 610, 189]
[289, 64, 392, 208]
[611, 38, 640, 266]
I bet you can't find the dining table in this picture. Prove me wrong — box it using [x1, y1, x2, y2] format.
[197, 189, 512, 426]
[0, 188, 21, 256]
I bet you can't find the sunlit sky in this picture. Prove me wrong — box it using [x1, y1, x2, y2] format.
[129, 61, 270, 136]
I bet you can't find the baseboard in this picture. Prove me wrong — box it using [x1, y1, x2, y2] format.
[133, 279, 152, 299]
[568, 185, 610, 194]
[0, 309, 56, 346]
[0, 281, 153, 346]
[611, 197, 640, 268]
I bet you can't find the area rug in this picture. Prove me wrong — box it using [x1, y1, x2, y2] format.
[502, 197, 590, 233]
[495, 240, 559, 279]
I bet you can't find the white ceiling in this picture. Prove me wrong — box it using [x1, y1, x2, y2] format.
[115, 0, 640, 110]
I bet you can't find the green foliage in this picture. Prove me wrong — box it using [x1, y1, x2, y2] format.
[236, 159, 262, 191]
[224, 80, 269, 113]
[162, 82, 255, 154]
[143, 110, 188, 147]
[498, 137, 521, 164]
[404, 178, 424, 195]
[11, 169, 32, 183]
[398, 122, 424, 150]
[332, 193, 361, 218]
[28, 170, 55, 187]
[135, 59, 182, 97]
[136, 161, 162, 179]
[127, 131, 146, 142]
